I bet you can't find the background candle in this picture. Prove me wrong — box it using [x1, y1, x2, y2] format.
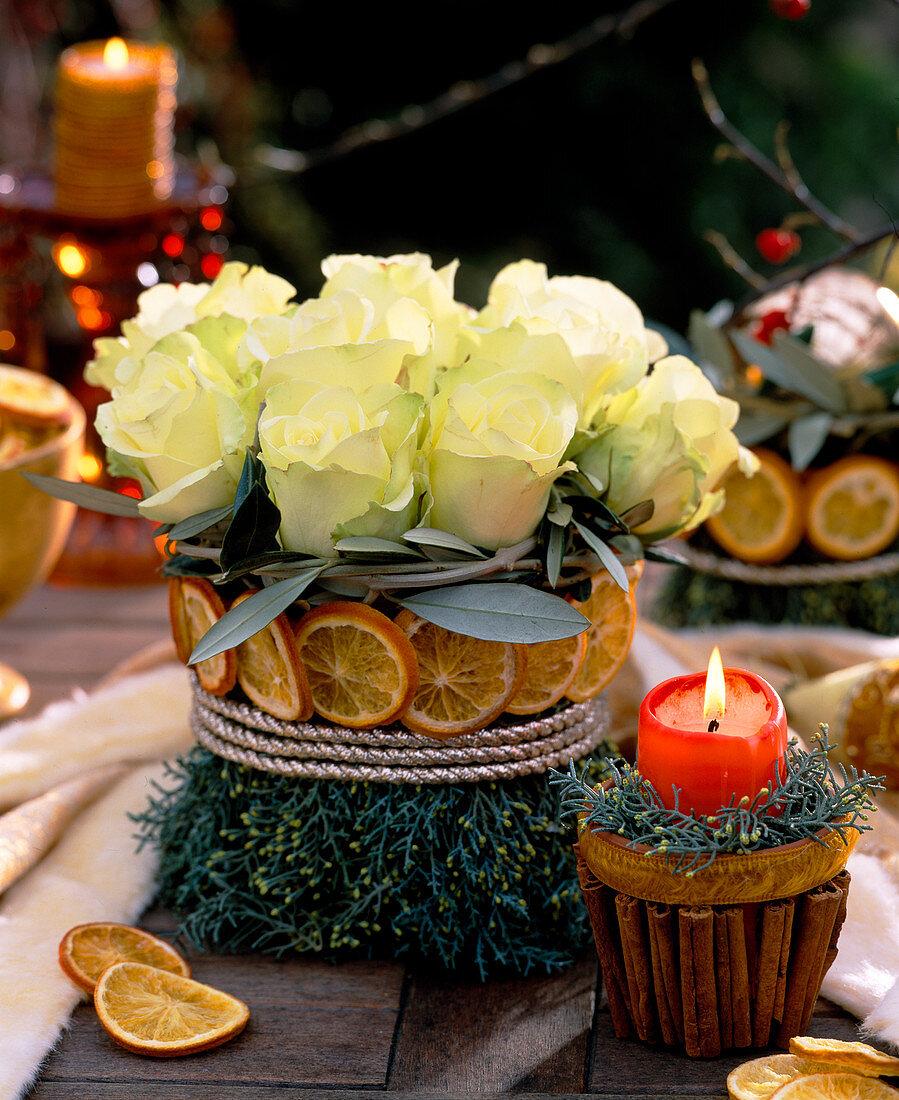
[637, 663, 788, 818]
[54, 38, 177, 219]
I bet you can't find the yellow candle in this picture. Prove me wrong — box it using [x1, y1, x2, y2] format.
[53, 38, 177, 219]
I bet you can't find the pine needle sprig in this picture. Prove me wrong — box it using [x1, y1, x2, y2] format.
[550, 725, 882, 876]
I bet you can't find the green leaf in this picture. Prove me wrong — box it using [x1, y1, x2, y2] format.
[573, 520, 628, 592]
[401, 528, 487, 558]
[788, 412, 834, 471]
[219, 453, 281, 572]
[168, 506, 234, 541]
[564, 495, 626, 532]
[863, 361, 899, 401]
[189, 569, 323, 663]
[20, 473, 142, 517]
[687, 309, 736, 378]
[335, 537, 423, 558]
[735, 412, 790, 446]
[546, 523, 564, 588]
[161, 555, 218, 578]
[398, 583, 589, 643]
[730, 331, 845, 414]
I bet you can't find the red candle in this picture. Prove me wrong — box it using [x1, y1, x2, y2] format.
[636, 648, 788, 818]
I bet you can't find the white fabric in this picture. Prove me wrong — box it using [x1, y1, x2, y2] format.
[0, 665, 192, 1099]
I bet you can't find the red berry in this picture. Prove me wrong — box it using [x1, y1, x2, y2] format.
[753, 310, 791, 346]
[769, 0, 811, 18]
[755, 228, 801, 264]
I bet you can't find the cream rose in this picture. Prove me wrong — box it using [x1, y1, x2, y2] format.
[426, 359, 578, 549]
[470, 259, 666, 423]
[575, 356, 758, 539]
[259, 380, 426, 557]
[94, 329, 255, 522]
[320, 252, 474, 396]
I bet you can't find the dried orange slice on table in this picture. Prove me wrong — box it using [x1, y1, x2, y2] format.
[789, 1038, 899, 1076]
[94, 961, 248, 1057]
[231, 590, 312, 721]
[59, 921, 190, 994]
[565, 570, 637, 703]
[727, 1054, 889, 1100]
[705, 447, 805, 564]
[168, 576, 236, 695]
[769, 1073, 899, 1098]
[394, 610, 527, 738]
[294, 601, 419, 728]
[804, 455, 899, 561]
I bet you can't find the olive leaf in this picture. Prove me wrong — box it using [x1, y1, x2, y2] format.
[20, 472, 142, 517]
[730, 331, 845, 414]
[398, 582, 589, 643]
[788, 412, 834, 471]
[188, 568, 323, 663]
[402, 528, 487, 558]
[168, 505, 234, 541]
[219, 453, 281, 572]
[572, 520, 628, 592]
[546, 523, 564, 588]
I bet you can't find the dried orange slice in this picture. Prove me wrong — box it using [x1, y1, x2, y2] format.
[394, 610, 527, 739]
[506, 632, 587, 715]
[728, 1055, 875, 1100]
[231, 590, 313, 721]
[168, 576, 236, 696]
[94, 961, 248, 1057]
[59, 922, 191, 995]
[789, 1038, 899, 1076]
[565, 571, 636, 703]
[769, 1073, 899, 1098]
[804, 455, 899, 561]
[0, 364, 71, 426]
[705, 448, 805, 564]
[294, 601, 419, 728]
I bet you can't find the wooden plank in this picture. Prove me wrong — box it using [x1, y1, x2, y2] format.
[30, 1089, 607, 1100]
[585, 996, 864, 1097]
[35, 954, 406, 1089]
[389, 953, 596, 1093]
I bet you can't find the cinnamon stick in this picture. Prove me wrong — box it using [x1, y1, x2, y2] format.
[647, 902, 685, 1046]
[752, 900, 788, 1047]
[772, 897, 795, 1031]
[647, 907, 678, 1047]
[576, 856, 633, 1038]
[714, 910, 733, 1051]
[775, 880, 842, 1047]
[821, 870, 851, 977]
[616, 893, 657, 1043]
[726, 907, 752, 1048]
[679, 907, 721, 1058]
[744, 902, 760, 1001]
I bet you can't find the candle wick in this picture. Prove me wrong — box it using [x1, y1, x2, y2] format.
[708, 718, 720, 732]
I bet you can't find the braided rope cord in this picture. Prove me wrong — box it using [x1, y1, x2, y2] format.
[662, 542, 899, 586]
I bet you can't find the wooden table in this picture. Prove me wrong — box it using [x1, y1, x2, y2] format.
[1, 580, 863, 1099]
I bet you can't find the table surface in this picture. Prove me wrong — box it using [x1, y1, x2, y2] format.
[1, 574, 865, 1099]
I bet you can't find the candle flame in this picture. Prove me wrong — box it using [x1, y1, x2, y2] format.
[703, 646, 726, 719]
[103, 37, 129, 70]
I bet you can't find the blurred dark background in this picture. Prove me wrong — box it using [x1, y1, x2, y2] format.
[3, 0, 897, 333]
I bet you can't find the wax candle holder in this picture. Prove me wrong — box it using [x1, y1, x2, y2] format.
[553, 742, 881, 1058]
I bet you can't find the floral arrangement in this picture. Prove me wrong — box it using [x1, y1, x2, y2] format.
[48, 254, 754, 661]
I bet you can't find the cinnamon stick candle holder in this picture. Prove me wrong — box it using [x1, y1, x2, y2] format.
[574, 807, 857, 1058]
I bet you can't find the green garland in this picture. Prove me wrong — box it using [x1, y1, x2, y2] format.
[134, 743, 618, 980]
[551, 728, 882, 876]
[652, 562, 899, 636]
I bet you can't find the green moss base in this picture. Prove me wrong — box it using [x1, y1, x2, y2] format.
[652, 564, 899, 635]
[135, 745, 615, 980]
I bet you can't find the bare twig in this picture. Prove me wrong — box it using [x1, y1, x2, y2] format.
[245, 0, 678, 184]
[692, 58, 859, 242]
[703, 230, 766, 289]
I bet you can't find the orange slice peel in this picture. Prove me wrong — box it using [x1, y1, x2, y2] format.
[294, 601, 419, 728]
[168, 576, 236, 696]
[59, 921, 191, 994]
[565, 570, 636, 703]
[804, 455, 899, 562]
[231, 589, 313, 721]
[394, 610, 527, 739]
[94, 960, 248, 1057]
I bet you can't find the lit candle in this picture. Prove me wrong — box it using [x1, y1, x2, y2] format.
[53, 37, 177, 219]
[636, 647, 788, 818]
